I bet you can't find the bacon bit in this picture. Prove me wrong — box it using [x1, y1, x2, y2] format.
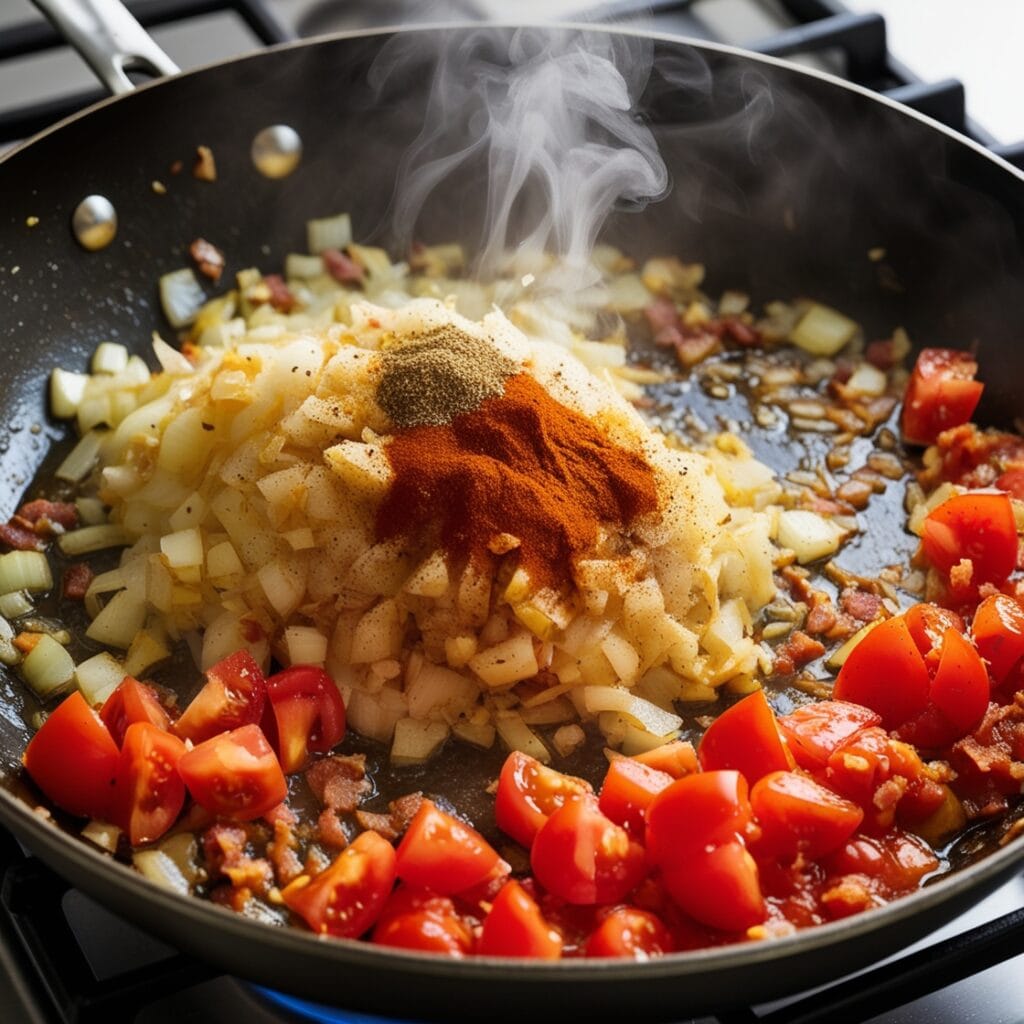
[820, 876, 876, 919]
[804, 594, 838, 636]
[715, 316, 761, 347]
[192, 145, 217, 182]
[322, 248, 364, 284]
[316, 808, 350, 848]
[263, 801, 297, 827]
[839, 587, 883, 624]
[780, 565, 814, 603]
[13, 633, 42, 654]
[773, 630, 826, 677]
[949, 558, 974, 593]
[210, 883, 250, 913]
[353, 809, 398, 842]
[949, 696, 1024, 818]
[262, 274, 297, 314]
[865, 339, 897, 369]
[19, 499, 77, 530]
[799, 493, 851, 516]
[62, 563, 94, 601]
[224, 857, 274, 896]
[872, 776, 907, 813]
[305, 754, 371, 814]
[189, 237, 225, 282]
[643, 298, 679, 335]
[240, 618, 265, 644]
[202, 823, 248, 878]
[0, 521, 44, 551]
[267, 817, 304, 886]
[829, 362, 854, 388]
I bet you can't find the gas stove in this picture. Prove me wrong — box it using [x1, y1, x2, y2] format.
[2, 2, 1024, 1022]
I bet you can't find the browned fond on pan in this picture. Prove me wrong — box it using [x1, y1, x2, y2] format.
[1, 23, 1024, 1021]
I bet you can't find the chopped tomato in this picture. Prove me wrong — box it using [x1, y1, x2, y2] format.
[903, 603, 964, 670]
[631, 739, 698, 778]
[173, 650, 266, 745]
[598, 757, 673, 835]
[833, 616, 931, 729]
[900, 347, 983, 446]
[395, 799, 507, 895]
[494, 751, 592, 850]
[100, 677, 171, 747]
[750, 770, 863, 860]
[777, 700, 881, 770]
[585, 906, 673, 959]
[645, 770, 765, 933]
[112, 722, 186, 845]
[283, 829, 396, 938]
[23, 691, 119, 820]
[262, 665, 346, 773]
[698, 689, 794, 783]
[897, 628, 990, 747]
[825, 725, 894, 809]
[372, 886, 474, 957]
[921, 491, 1018, 596]
[477, 879, 562, 959]
[177, 724, 287, 821]
[825, 831, 939, 899]
[971, 593, 1024, 690]
[530, 795, 647, 906]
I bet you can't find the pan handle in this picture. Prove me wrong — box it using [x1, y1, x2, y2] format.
[31, 0, 180, 96]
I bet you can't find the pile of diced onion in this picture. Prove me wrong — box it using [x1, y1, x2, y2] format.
[19, 214, 864, 765]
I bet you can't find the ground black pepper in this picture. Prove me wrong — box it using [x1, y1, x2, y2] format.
[376, 326, 516, 428]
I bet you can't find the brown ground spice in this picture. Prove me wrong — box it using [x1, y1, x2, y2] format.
[375, 373, 659, 588]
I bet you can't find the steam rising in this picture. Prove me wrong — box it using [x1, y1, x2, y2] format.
[370, 28, 669, 288]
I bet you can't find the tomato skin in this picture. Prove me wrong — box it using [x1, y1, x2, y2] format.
[262, 665, 346, 774]
[631, 739, 698, 779]
[645, 771, 765, 933]
[833, 616, 931, 730]
[372, 887, 474, 957]
[478, 879, 562, 959]
[494, 751, 592, 850]
[971, 593, 1024, 690]
[824, 725, 892, 808]
[777, 701, 881, 770]
[825, 831, 939, 896]
[530, 795, 647, 906]
[284, 830, 396, 938]
[23, 691, 120, 820]
[100, 677, 171, 747]
[598, 757, 673, 835]
[750, 770, 863, 860]
[585, 906, 673, 959]
[112, 722, 186, 845]
[396, 800, 508, 896]
[898, 628, 989, 747]
[177, 724, 287, 821]
[173, 650, 267, 745]
[698, 689, 794, 784]
[921, 492, 1018, 595]
[900, 348, 983, 446]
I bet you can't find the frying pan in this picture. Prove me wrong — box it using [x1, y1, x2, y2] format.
[2, 2, 1024, 1019]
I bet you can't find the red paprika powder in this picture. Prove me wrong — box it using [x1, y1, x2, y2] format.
[376, 372, 659, 588]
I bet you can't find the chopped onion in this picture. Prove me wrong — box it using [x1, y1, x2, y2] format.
[390, 717, 449, 766]
[57, 524, 129, 557]
[494, 712, 550, 763]
[285, 253, 325, 279]
[284, 625, 327, 666]
[123, 629, 171, 678]
[789, 303, 859, 356]
[50, 368, 89, 419]
[159, 268, 206, 329]
[777, 509, 845, 564]
[0, 550, 52, 595]
[0, 616, 19, 666]
[85, 589, 147, 649]
[55, 429, 104, 483]
[91, 342, 129, 376]
[82, 819, 121, 852]
[75, 497, 108, 526]
[307, 212, 352, 255]
[21, 634, 75, 698]
[75, 651, 126, 705]
[0, 591, 32, 619]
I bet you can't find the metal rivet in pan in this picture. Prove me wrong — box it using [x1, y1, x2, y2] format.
[72, 195, 117, 251]
[251, 125, 303, 179]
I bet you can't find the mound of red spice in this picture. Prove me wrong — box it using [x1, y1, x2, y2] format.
[376, 373, 659, 588]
